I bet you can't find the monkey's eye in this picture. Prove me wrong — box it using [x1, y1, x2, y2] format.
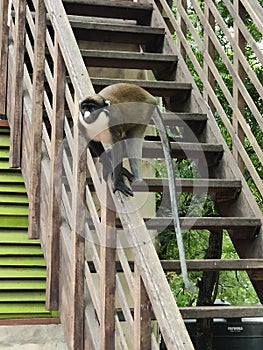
[88, 105, 97, 112]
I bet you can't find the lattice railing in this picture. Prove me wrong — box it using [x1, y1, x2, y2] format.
[155, 0, 263, 202]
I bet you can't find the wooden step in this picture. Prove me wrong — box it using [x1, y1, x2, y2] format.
[63, 0, 153, 26]
[180, 305, 263, 319]
[161, 113, 207, 137]
[142, 140, 223, 166]
[81, 50, 178, 80]
[86, 140, 222, 165]
[87, 216, 260, 239]
[86, 178, 242, 202]
[68, 18, 165, 52]
[143, 217, 261, 238]
[87, 259, 263, 273]
[91, 78, 192, 104]
[161, 259, 263, 272]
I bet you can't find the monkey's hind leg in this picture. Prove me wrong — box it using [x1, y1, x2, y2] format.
[126, 128, 146, 183]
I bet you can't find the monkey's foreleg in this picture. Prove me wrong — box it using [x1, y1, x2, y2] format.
[112, 141, 134, 197]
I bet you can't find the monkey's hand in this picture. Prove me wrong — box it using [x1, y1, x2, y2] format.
[113, 180, 134, 197]
[121, 167, 135, 183]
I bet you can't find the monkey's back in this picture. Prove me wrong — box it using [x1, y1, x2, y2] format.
[99, 83, 156, 105]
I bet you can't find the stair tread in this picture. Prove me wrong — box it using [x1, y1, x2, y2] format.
[69, 18, 163, 33]
[68, 20, 165, 52]
[91, 77, 192, 94]
[63, 0, 153, 25]
[87, 178, 241, 201]
[81, 49, 177, 63]
[161, 259, 263, 272]
[81, 50, 178, 79]
[144, 217, 261, 230]
[180, 305, 263, 319]
[87, 258, 263, 273]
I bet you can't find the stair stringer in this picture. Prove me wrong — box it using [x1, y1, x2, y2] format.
[149, 0, 263, 300]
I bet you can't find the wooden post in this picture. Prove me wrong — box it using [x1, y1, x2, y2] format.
[70, 96, 86, 350]
[8, 0, 26, 168]
[233, 0, 246, 174]
[45, 35, 65, 310]
[100, 181, 117, 350]
[28, 0, 46, 238]
[134, 265, 152, 350]
[204, 0, 215, 111]
[0, 0, 9, 116]
[178, 0, 187, 61]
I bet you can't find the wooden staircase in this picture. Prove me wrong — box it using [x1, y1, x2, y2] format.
[1, 0, 263, 349]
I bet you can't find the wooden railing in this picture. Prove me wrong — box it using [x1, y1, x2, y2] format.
[1, 0, 193, 349]
[155, 0, 263, 201]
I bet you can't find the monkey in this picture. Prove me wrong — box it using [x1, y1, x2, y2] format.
[79, 82, 197, 292]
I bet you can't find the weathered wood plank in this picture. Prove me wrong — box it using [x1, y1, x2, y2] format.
[63, 0, 153, 26]
[70, 98, 86, 350]
[0, 0, 9, 115]
[134, 267, 152, 350]
[8, 0, 26, 168]
[27, 0, 46, 239]
[161, 259, 263, 272]
[45, 36, 65, 311]
[100, 182, 117, 350]
[180, 305, 263, 319]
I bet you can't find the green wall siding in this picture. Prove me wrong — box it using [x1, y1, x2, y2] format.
[0, 126, 57, 319]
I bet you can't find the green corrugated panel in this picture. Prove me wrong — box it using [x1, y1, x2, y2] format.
[0, 279, 46, 290]
[0, 291, 46, 302]
[0, 127, 57, 319]
[0, 267, 46, 278]
[0, 204, 28, 215]
[0, 256, 45, 266]
[0, 230, 40, 244]
[0, 245, 44, 255]
[0, 183, 27, 193]
[0, 148, 9, 158]
[0, 171, 24, 182]
[0, 216, 28, 228]
[0, 194, 28, 204]
[0, 134, 10, 147]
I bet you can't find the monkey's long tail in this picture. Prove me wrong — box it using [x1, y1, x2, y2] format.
[153, 107, 197, 293]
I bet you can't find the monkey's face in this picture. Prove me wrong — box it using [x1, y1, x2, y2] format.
[79, 95, 110, 124]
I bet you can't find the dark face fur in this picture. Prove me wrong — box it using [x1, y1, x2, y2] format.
[79, 96, 110, 124]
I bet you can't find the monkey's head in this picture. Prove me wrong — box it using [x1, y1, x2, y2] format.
[79, 94, 110, 124]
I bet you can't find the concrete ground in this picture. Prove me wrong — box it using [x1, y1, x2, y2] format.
[0, 324, 67, 349]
